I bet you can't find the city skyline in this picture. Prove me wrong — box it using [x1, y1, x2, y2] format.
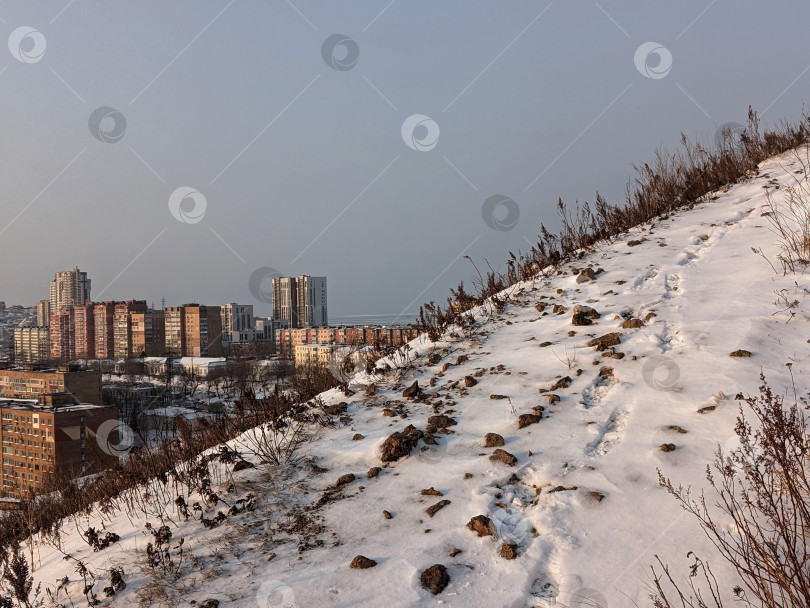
[1, 2, 808, 321]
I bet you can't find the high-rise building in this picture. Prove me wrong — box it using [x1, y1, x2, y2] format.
[93, 302, 116, 360]
[49, 267, 91, 311]
[272, 277, 298, 328]
[13, 327, 50, 363]
[272, 275, 328, 328]
[72, 303, 95, 360]
[131, 310, 165, 357]
[221, 303, 254, 343]
[184, 304, 222, 357]
[164, 306, 185, 357]
[36, 300, 50, 327]
[165, 304, 222, 357]
[49, 308, 75, 361]
[113, 301, 147, 360]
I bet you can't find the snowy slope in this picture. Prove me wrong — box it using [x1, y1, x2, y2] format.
[24, 149, 810, 608]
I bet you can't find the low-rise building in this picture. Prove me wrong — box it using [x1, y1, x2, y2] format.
[0, 396, 118, 499]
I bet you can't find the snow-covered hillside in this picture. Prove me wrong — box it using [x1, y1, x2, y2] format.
[23, 149, 810, 607]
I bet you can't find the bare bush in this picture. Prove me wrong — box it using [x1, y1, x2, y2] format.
[652, 372, 810, 607]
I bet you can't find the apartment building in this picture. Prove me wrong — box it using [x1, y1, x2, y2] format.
[165, 304, 222, 357]
[0, 367, 102, 404]
[131, 310, 165, 357]
[13, 328, 50, 364]
[185, 304, 222, 357]
[93, 302, 116, 359]
[221, 303, 254, 343]
[113, 301, 148, 359]
[272, 275, 328, 328]
[49, 308, 74, 361]
[49, 267, 91, 311]
[73, 303, 95, 360]
[36, 300, 50, 327]
[0, 396, 118, 499]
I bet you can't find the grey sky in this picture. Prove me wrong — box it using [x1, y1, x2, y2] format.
[0, 1, 807, 319]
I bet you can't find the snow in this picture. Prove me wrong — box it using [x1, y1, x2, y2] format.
[20, 149, 810, 607]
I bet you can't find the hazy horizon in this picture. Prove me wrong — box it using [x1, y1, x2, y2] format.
[1, 1, 808, 319]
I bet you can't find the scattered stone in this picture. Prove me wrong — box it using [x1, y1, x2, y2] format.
[645, 312, 657, 321]
[325, 402, 348, 415]
[463, 473, 473, 479]
[549, 376, 573, 391]
[615, 280, 627, 285]
[539, 341, 552, 347]
[500, 541, 518, 559]
[545, 394, 560, 404]
[350, 555, 378, 569]
[660, 443, 676, 452]
[352, 434, 364, 441]
[489, 448, 518, 466]
[427, 415, 457, 429]
[380, 425, 424, 462]
[697, 405, 716, 414]
[200, 600, 219, 608]
[599, 367, 614, 379]
[421, 564, 450, 595]
[627, 238, 645, 247]
[526, 450, 533, 457]
[622, 318, 645, 329]
[441, 362, 452, 372]
[586, 332, 622, 351]
[548, 485, 577, 493]
[552, 304, 567, 315]
[464, 375, 478, 387]
[589, 491, 605, 502]
[382, 408, 395, 417]
[466, 515, 495, 537]
[423, 433, 438, 445]
[490, 394, 508, 400]
[730, 349, 752, 357]
[571, 305, 600, 326]
[365, 383, 376, 396]
[421, 487, 444, 496]
[311, 464, 328, 475]
[426, 500, 451, 518]
[576, 268, 596, 283]
[518, 413, 541, 429]
[367, 467, 382, 478]
[382, 510, 392, 519]
[667, 425, 687, 434]
[449, 548, 462, 557]
[456, 354, 469, 365]
[335, 473, 355, 487]
[535, 303, 546, 312]
[403, 381, 421, 398]
[428, 353, 442, 366]
[484, 433, 505, 447]
[233, 460, 253, 472]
